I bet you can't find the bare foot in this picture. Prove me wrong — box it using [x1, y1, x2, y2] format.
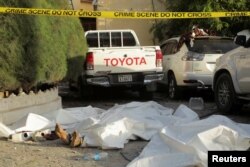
[55, 123, 70, 144]
[70, 131, 82, 147]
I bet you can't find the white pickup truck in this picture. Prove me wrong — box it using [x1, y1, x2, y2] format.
[78, 29, 163, 98]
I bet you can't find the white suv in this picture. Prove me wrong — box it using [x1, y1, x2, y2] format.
[160, 36, 238, 99]
[213, 29, 250, 113]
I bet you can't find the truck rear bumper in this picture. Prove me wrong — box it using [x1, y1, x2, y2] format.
[85, 73, 163, 87]
[144, 74, 163, 84]
[86, 77, 110, 87]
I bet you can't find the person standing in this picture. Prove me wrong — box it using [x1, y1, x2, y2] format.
[191, 25, 208, 37]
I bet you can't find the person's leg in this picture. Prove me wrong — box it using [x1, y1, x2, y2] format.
[55, 123, 85, 147]
[55, 123, 71, 144]
[70, 131, 82, 147]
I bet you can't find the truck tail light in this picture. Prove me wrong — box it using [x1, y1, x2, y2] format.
[156, 50, 163, 67]
[85, 52, 94, 70]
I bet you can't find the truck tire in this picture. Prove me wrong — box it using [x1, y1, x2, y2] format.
[168, 73, 180, 100]
[68, 80, 77, 91]
[77, 76, 94, 99]
[214, 73, 242, 113]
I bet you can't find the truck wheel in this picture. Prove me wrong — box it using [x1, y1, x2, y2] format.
[168, 73, 180, 100]
[68, 80, 77, 91]
[77, 77, 94, 99]
[214, 73, 242, 113]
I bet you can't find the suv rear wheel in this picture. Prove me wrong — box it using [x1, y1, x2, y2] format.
[214, 73, 242, 113]
[168, 73, 180, 100]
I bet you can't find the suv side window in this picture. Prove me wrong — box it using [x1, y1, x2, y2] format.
[160, 43, 167, 55]
[170, 40, 179, 54]
[86, 32, 98, 47]
[123, 32, 136, 46]
[162, 40, 178, 55]
[100, 32, 110, 47]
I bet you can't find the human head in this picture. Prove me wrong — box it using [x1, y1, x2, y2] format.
[192, 25, 199, 35]
[192, 25, 198, 30]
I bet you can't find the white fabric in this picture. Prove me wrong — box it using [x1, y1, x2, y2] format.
[0, 101, 249, 167]
[75, 101, 174, 149]
[127, 115, 250, 167]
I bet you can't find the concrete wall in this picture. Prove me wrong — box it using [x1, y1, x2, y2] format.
[71, 0, 93, 10]
[0, 88, 61, 125]
[72, 0, 166, 45]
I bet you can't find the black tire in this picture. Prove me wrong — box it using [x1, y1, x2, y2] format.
[77, 77, 94, 99]
[168, 73, 180, 100]
[214, 73, 242, 113]
[68, 80, 77, 91]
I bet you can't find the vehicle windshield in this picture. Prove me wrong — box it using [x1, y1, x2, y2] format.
[188, 39, 238, 54]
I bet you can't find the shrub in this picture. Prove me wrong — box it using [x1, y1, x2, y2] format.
[0, 0, 87, 92]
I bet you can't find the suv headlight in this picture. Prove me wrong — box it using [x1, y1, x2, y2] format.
[181, 52, 205, 61]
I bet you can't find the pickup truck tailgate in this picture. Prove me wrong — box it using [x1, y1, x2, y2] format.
[87, 47, 161, 75]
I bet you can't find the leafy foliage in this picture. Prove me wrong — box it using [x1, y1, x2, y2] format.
[0, 0, 87, 91]
[152, 0, 250, 42]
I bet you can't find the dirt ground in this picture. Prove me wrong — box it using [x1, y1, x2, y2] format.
[0, 88, 150, 167]
[0, 137, 148, 167]
[1, 86, 250, 167]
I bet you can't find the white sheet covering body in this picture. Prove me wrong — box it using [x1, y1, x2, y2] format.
[127, 115, 250, 167]
[0, 101, 249, 167]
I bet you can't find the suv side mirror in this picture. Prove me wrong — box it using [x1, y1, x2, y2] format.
[235, 35, 246, 46]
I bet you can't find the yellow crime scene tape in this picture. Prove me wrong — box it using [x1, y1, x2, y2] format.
[0, 7, 250, 19]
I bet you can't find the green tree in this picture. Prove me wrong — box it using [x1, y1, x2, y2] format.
[0, 0, 24, 90]
[0, 0, 87, 92]
[152, 0, 250, 42]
